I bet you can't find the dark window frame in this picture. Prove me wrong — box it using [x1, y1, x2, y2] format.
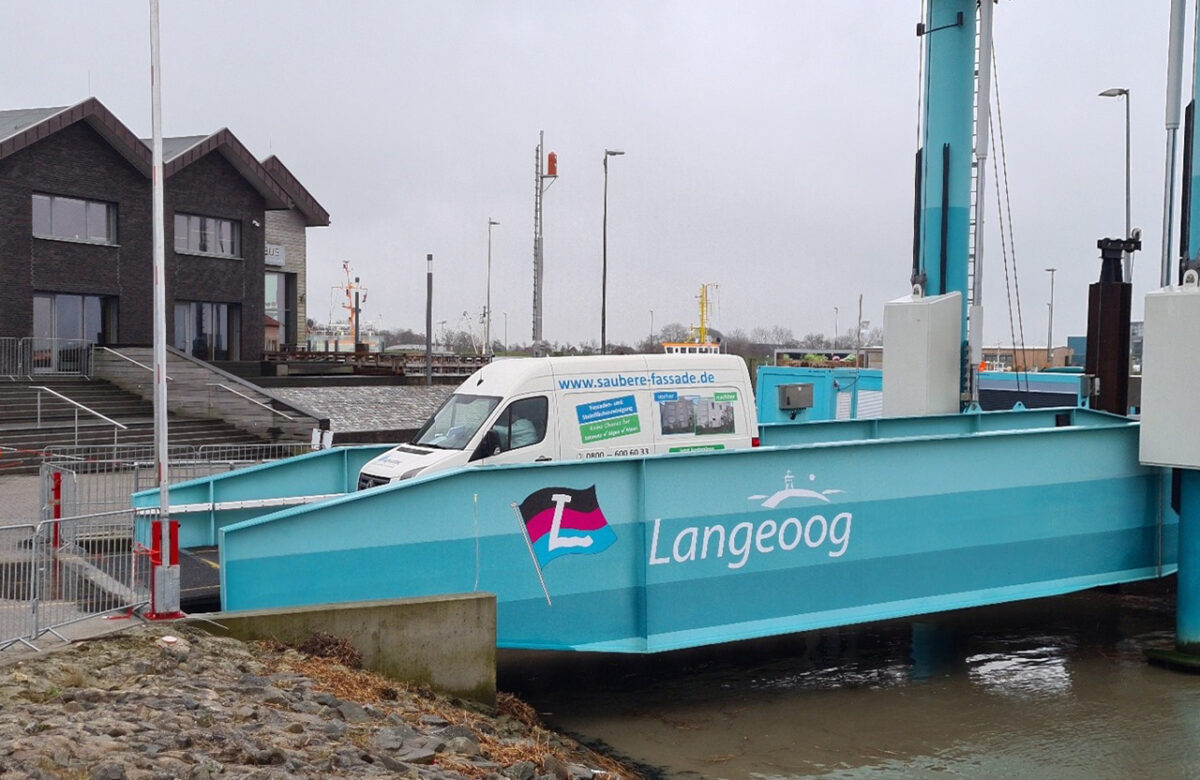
[173, 212, 242, 259]
[32, 193, 117, 245]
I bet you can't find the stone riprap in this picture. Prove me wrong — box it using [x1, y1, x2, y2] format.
[272, 386, 454, 434]
[0, 625, 638, 779]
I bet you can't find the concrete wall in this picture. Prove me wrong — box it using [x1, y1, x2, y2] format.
[94, 346, 325, 441]
[192, 593, 496, 703]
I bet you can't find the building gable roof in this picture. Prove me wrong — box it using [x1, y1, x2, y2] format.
[261, 155, 330, 227]
[0, 97, 299, 213]
[0, 98, 152, 174]
[144, 129, 288, 209]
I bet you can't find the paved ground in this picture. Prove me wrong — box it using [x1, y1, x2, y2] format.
[273, 385, 453, 433]
[0, 473, 42, 522]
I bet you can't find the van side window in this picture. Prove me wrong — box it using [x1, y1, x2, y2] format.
[489, 396, 548, 452]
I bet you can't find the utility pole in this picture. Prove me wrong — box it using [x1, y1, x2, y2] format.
[1045, 267, 1057, 365]
[353, 278, 361, 349]
[425, 254, 433, 386]
[486, 218, 499, 358]
[532, 132, 557, 352]
[601, 149, 624, 354]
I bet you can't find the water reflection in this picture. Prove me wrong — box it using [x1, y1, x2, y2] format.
[502, 581, 1200, 779]
[966, 641, 1074, 699]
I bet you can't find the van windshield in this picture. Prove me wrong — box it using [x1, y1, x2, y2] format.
[412, 393, 501, 450]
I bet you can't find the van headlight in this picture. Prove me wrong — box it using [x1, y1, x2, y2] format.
[400, 466, 425, 480]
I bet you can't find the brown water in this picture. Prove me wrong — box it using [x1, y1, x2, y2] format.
[500, 581, 1200, 779]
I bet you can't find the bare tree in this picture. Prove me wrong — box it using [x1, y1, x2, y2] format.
[799, 332, 830, 349]
[659, 322, 690, 343]
[767, 326, 797, 346]
[636, 335, 664, 353]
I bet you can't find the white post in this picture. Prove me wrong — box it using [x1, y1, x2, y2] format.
[1161, 0, 1186, 288]
[969, 0, 994, 400]
[486, 218, 498, 358]
[149, 0, 178, 617]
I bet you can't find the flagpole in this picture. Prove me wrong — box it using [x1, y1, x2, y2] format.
[511, 502, 552, 606]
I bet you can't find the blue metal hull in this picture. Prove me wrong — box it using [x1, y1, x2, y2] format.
[177, 410, 1175, 652]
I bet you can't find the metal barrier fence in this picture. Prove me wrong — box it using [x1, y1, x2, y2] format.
[0, 510, 147, 652]
[40, 442, 314, 521]
[0, 442, 314, 651]
[0, 338, 93, 379]
[0, 338, 18, 378]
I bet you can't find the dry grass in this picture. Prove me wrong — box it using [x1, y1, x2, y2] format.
[262, 647, 642, 779]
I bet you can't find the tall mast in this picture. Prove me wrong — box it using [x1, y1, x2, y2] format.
[532, 132, 544, 345]
[968, 0, 994, 400]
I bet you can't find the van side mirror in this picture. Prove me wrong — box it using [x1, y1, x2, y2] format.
[470, 429, 502, 462]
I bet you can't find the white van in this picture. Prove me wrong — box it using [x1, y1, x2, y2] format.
[356, 354, 758, 488]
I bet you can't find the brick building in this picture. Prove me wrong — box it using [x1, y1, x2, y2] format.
[0, 98, 328, 365]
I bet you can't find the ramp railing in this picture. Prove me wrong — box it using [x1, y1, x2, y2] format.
[40, 443, 315, 521]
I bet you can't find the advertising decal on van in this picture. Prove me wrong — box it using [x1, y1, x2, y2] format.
[557, 371, 717, 390]
[576, 395, 641, 443]
[657, 391, 737, 437]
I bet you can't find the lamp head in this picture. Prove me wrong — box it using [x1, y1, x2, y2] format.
[1098, 87, 1129, 98]
[489, 218, 500, 226]
[605, 149, 625, 157]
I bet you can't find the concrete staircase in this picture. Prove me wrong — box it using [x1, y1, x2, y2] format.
[0, 377, 265, 474]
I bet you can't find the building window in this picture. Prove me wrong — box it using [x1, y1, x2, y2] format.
[174, 301, 240, 360]
[31, 293, 117, 374]
[173, 213, 241, 258]
[264, 271, 296, 348]
[32, 194, 116, 244]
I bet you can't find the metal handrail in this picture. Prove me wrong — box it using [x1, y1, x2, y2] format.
[31, 385, 127, 447]
[95, 346, 173, 380]
[206, 383, 297, 421]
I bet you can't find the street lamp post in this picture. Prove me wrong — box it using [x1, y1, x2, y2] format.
[503, 312, 508, 354]
[833, 307, 839, 349]
[485, 218, 499, 358]
[602, 149, 624, 354]
[1099, 87, 1132, 282]
[649, 309, 654, 351]
[1045, 267, 1057, 365]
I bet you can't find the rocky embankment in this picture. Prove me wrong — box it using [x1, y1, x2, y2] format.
[0, 625, 642, 780]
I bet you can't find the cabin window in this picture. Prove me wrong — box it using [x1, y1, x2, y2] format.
[490, 396, 549, 451]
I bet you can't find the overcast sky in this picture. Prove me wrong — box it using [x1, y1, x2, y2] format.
[1, 2, 1188, 349]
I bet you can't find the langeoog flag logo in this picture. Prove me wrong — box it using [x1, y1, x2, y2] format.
[518, 485, 617, 568]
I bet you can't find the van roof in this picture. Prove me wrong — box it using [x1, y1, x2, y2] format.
[457, 354, 748, 397]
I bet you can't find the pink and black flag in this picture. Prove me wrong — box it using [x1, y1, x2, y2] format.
[517, 485, 617, 568]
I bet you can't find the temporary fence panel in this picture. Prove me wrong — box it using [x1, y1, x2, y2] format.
[0, 511, 147, 653]
[0, 338, 19, 378]
[0, 524, 36, 650]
